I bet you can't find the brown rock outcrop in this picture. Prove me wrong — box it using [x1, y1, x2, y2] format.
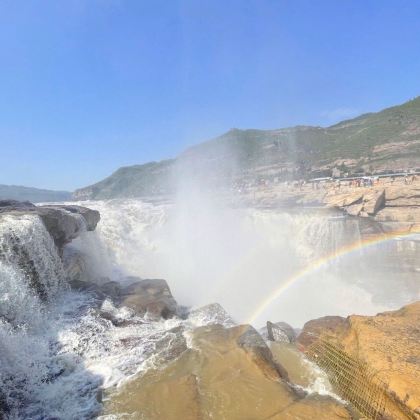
[363, 189, 385, 215]
[104, 323, 351, 419]
[239, 180, 420, 229]
[0, 200, 100, 251]
[375, 206, 420, 223]
[298, 302, 420, 419]
[118, 279, 178, 319]
[297, 316, 348, 348]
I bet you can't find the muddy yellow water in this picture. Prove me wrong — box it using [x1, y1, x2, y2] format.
[269, 342, 328, 390]
[103, 325, 349, 420]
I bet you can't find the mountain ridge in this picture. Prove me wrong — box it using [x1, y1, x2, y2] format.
[0, 184, 72, 203]
[74, 96, 420, 200]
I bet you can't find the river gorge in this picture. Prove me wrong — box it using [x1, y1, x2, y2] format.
[0, 197, 419, 419]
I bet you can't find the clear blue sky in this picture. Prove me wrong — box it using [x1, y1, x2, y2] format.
[1, 0, 419, 190]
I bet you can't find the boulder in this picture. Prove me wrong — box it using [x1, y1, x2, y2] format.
[362, 189, 385, 215]
[299, 302, 420, 419]
[0, 200, 36, 212]
[296, 316, 348, 348]
[266, 321, 296, 343]
[100, 281, 122, 298]
[104, 322, 351, 419]
[118, 279, 178, 319]
[36, 206, 83, 249]
[38, 205, 100, 248]
[345, 202, 363, 216]
[0, 200, 100, 251]
[69, 278, 179, 322]
[47, 204, 100, 231]
[188, 303, 235, 327]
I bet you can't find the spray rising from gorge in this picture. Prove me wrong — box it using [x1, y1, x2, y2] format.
[0, 189, 419, 418]
[82, 197, 419, 326]
[1, 144, 420, 419]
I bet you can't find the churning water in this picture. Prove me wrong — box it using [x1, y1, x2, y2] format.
[84, 199, 419, 325]
[0, 199, 419, 418]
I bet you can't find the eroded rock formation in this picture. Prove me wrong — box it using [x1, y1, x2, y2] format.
[266, 321, 296, 343]
[117, 278, 178, 319]
[0, 200, 100, 251]
[188, 303, 235, 326]
[104, 323, 351, 419]
[239, 180, 420, 235]
[297, 302, 420, 418]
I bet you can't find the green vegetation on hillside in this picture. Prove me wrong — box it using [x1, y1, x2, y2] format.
[73, 160, 175, 200]
[74, 96, 420, 199]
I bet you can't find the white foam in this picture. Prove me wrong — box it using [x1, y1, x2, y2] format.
[1, 199, 419, 418]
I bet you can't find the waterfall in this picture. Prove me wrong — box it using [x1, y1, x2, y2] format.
[0, 205, 236, 419]
[0, 213, 102, 419]
[0, 214, 65, 326]
[1, 199, 417, 419]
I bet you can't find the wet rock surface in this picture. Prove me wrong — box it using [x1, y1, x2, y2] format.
[0, 200, 100, 250]
[38, 204, 100, 249]
[188, 303, 235, 326]
[299, 302, 420, 418]
[104, 322, 351, 419]
[0, 200, 100, 305]
[266, 321, 296, 343]
[0, 200, 36, 212]
[297, 316, 348, 348]
[235, 324, 290, 381]
[51, 204, 100, 231]
[68, 277, 180, 321]
[117, 278, 178, 319]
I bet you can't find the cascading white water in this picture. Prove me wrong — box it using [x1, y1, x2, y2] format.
[78, 199, 404, 326]
[0, 208, 241, 419]
[0, 213, 103, 419]
[0, 214, 64, 318]
[1, 199, 419, 419]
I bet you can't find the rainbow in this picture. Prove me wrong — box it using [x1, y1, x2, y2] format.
[247, 226, 420, 324]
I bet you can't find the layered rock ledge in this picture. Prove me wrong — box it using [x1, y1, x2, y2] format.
[237, 178, 420, 232]
[0, 200, 100, 251]
[297, 301, 420, 419]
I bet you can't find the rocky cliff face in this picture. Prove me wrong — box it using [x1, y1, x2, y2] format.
[323, 183, 420, 234]
[238, 177, 420, 230]
[0, 200, 100, 251]
[297, 302, 420, 419]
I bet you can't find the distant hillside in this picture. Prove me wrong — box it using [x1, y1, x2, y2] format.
[74, 96, 420, 200]
[73, 160, 175, 200]
[0, 185, 71, 203]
